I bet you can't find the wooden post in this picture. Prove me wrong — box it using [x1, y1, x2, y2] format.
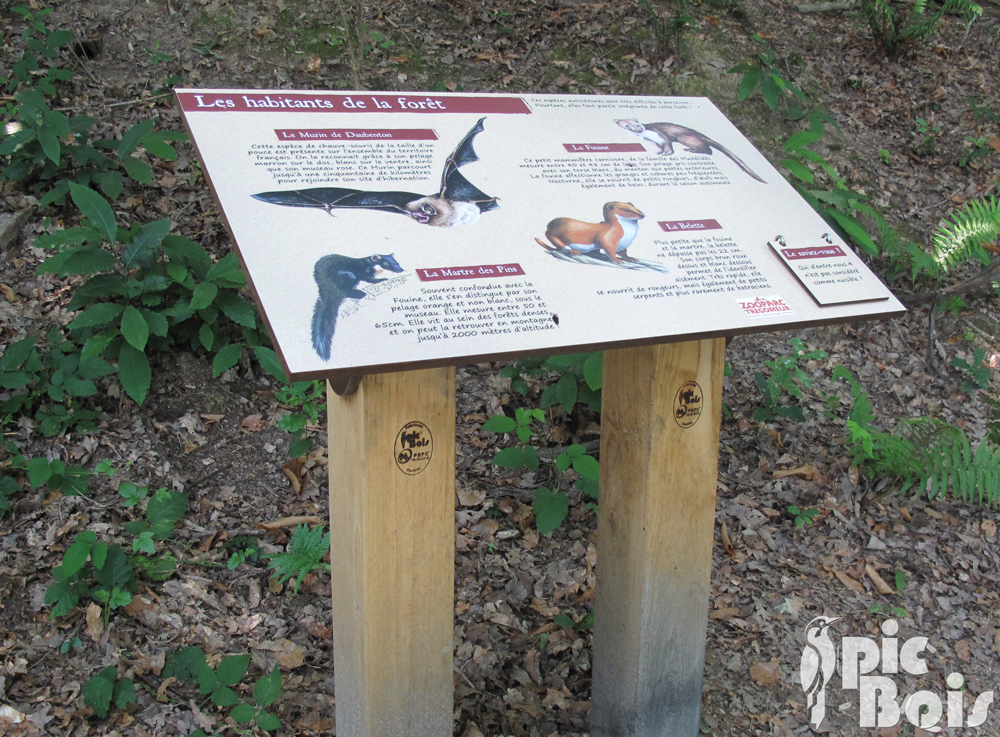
[591, 338, 726, 737]
[326, 367, 456, 737]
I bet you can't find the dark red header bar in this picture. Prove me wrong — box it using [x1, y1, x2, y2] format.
[416, 263, 525, 282]
[781, 246, 846, 260]
[562, 143, 646, 153]
[177, 91, 531, 114]
[659, 219, 722, 232]
[275, 129, 438, 141]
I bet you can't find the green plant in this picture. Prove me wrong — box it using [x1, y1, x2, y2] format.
[275, 380, 326, 457]
[83, 666, 136, 719]
[959, 136, 992, 167]
[787, 505, 820, 528]
[60, 636, 83, 654]
[914, 117, 943, 152]
[226, 537, 261, 570]
[45, 531, 136, 619]
[638, 0, 698, 60]
[950, 347, 992, 393]
[753, 338, 827, 421]
[6, 6, 74, 95]
[936, 294, 969, 316]
[857, 0, 981, 52]
[932, 195, 1000, 272]
[122, 486, 187, 561]
[35, 183, 277, 405]
[554, 610, 594, 632]
[878, 149, 891, 164]
[265, 523, 330, 593]
[729, 35, 809, 119]
[162, 647, 283, 734]
[484, 408, 545, 471]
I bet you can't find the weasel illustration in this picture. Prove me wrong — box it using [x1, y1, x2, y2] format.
[614, 118, 766, 183]
[253, 118, 498, 228]
[535, 202, 645, 264]
[311, 253, 404, 361]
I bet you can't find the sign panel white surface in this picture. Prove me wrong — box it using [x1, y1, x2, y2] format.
[177, 90, 904, 380]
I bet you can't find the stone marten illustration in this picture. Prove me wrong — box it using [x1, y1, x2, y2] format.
[535, 202, 645, 264]
[615, 118, 766, 183]
[312, 253, 404, 361]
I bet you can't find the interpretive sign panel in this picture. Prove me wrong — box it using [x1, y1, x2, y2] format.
[177, 90, 904, 380]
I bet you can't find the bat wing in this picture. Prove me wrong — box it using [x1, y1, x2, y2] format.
[438, 117, 499, 213]
[252, 187, 422, 215]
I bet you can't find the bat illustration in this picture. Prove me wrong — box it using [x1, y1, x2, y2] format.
[252, 117, 499, 228]
[311, 252, 404, 361]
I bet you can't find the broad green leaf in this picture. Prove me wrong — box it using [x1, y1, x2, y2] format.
[55, 246, 117, 276]
[212, 343, 242, 377]
[100, 170, 124, 201]
[118, 119, 154, 157]
[91, 541, 108, 569]
[253, 346, 287, 382]
[123, 219, 171, 268]
[0, 334, 37, 370]
[63, 376, 97, 397]
[37, 125, 60, 165]
[163, 646, 206, 684]
[68, 182, 117, 244]
[141, 131, 186, 160]
[112, 678, 136, 709]
[121, 155, 153, 184]
[70, 302, 125, 329]
[781, 158, 814, 184]
[210, 685, 240, 706]
[147, 490, 188, 525]
[216, 292, 256, 328]
[81, 331, 117, 361]
[206, 252, 245, 286]
[737, 66, 761, 102]
[253, 667, 282, 708]
[197, 664, 218, 695]
[26, 457, 54, 489]
[189, 281, 218, 310]
[782, 130, 823, 152]
[555, 374, 577, 411]
[826, 210, 878, 256]
[82, 667, 116, 718]
[761, 72, 782, 111]
[162, 235, 211, 276]
[230, 704, 255, 723]
[539, 383, 558, 409]
[62, 529, 98, 578]
[556, 453, 572, 473]
[582, 352, 602, 390]
[533, 488, 569, 536]
[258, 712, 281, 731]
[118, 343, 151, 405]
[492, 447, 527, 468]
[120, 306, 149, 351]
[216, 654, 251, 687]
[139, 308, 169, 337]
[573, 454, 600, 481]
[481, 415, 516, 433]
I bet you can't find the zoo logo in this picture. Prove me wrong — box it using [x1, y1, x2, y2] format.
[394, 421, 433, 475]
[673, 381, 703, 428]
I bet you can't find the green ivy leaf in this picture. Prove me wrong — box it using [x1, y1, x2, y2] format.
[68, 183, 117, 244]
[118, 343, 151, 405]
[533, 488, 569, 536]
[120, 306, 149, 351]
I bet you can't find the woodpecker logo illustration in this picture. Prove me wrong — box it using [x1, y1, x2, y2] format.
[800, 616, 840, 728]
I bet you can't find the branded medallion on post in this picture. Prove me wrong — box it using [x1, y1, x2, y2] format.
[673, 381, 703, 428]
[394, 421, 433, 475]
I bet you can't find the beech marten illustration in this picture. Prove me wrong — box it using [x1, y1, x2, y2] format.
[615, 118, 766, 183]
[535, 202, 645, 264]
[312, 253, 404, 361]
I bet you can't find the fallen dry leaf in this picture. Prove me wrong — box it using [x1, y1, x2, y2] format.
[0, 284, 19, 303]
[720, 520, 736, 556]
[749, 659, 782, 686]
[157, 676, 178, 702]
[983, 519, 997, 539]
[848, 465, 861, 486]
[710, 607, 740, 620]
[241, 414, 266, 432]
[134, 650, 165, 677]
[990, 135, 1000, 153]
[304, 55, 321, 73]
[956, 639, 972, 662]
[85, 602, 104, 641]
[257, 515, 322, 531]
[773, 463, 819, 480]
[282, 457, 303, 494]
[832, 568, 866, 595]
[258, 638, 305, 668]
[865, 564, 895, 595]
[457, 486, 486, 507]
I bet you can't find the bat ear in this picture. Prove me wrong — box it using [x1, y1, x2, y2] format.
[370, 255, 378, 261]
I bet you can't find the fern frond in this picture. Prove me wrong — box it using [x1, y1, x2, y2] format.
[265, 523, 331, 594]
[896, 419, 1000, 506]
[933, 196, 1000, 271]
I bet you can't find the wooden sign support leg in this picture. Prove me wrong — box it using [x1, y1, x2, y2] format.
[326, 368, 456, 737]
[591, 339, 726, 736]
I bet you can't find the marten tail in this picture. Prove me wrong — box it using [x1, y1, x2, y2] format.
[311, 294, 340, 361]
[535, 237, 557, 251]
[712, 141, 766, 183]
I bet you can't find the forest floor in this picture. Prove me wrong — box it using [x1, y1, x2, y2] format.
[2, 0, 1000, 735]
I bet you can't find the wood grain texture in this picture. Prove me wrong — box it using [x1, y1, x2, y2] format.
[591, 339, 726, 737]
[327, 368, 456, 737]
